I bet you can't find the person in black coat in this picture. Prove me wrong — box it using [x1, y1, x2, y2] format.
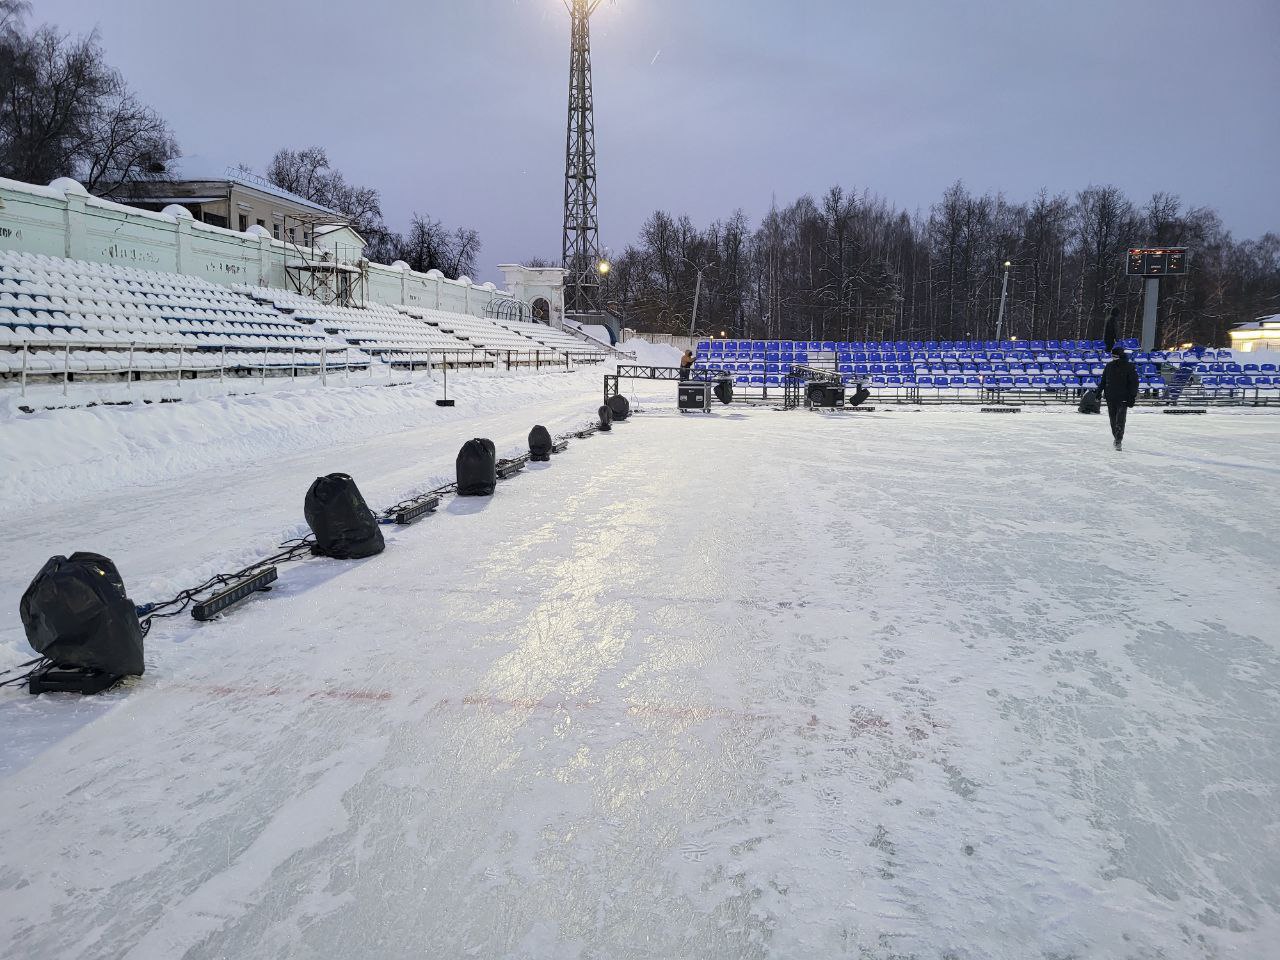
[1096, 347, 1140, 450]
[1103, 306, 1119, 353]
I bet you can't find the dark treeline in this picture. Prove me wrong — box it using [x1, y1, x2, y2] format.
[0, 1, 176, 195]
[607, 183, 1279, 347]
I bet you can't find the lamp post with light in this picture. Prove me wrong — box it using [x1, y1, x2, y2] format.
[995, 259, 1012, 343]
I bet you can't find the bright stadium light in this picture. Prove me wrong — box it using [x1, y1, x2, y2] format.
[597, 259, 611, 276]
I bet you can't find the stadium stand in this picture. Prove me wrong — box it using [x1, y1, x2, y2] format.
[0, 250, 608, 389]
[690, 337, 1276, 404]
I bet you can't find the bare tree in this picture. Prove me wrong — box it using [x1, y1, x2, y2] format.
[0, 15, 176, 191]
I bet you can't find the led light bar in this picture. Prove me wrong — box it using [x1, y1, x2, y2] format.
[496, 459, 526, 480]
[394, 495, 440, 525]
[573, 427, 597, 439]
[980, 407, 1021, 414]
[551, 440, 569, 454]
[192, 567, 278, 621]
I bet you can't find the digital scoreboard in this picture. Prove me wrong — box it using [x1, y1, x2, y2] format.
[1127, 247, 1188, 277]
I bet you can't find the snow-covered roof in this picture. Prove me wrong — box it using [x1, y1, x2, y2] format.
[158, 154, 341, 216]
[1231, 315, 1280, 331]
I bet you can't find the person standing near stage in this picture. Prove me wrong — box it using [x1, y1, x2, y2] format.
[1095, 346, 1140, 450]
[680, 349, 695, 377]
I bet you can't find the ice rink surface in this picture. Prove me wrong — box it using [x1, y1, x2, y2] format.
[1, 389, 1278, 959]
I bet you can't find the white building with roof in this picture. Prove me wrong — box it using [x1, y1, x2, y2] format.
[121, 155, 348, 246]
[1228, 315, 1280, 352]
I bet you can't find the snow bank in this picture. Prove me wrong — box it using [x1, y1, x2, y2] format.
[621, 338, 683, 367]
[0, 371, 603, 511]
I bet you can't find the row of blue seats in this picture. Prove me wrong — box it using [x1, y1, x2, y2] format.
[702, 338, 1133, 352]
[715, 371, 1277, 392]
[0, 306, 312, 334]
[696, 361, 1187, 376]
[700, 349, 1218, 365]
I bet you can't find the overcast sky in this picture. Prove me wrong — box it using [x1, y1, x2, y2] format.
[34, 0, 1280, 282]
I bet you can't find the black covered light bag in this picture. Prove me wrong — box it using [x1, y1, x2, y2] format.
[713, 378, 733, 405]
[19, 552, 145, 676]
[607, 394, 631, 422]
[598, 404, 613, 432]
[848, 385, 871, 408]
[1078, 388, 1101, 414]
[305, 473, 385, 558]
[529, 425, 553, 462]
[457, 437, 497, 496]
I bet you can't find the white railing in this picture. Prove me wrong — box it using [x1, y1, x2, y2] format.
[1, 340, 608, 399]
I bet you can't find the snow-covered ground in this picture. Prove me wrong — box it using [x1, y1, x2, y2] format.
[1, 381, 1278, 959]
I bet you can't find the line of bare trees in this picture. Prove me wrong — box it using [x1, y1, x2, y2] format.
[263, 145, 480, 280]
[607, 183, 1279, 347]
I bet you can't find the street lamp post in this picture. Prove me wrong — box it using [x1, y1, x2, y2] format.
[995, 260, 1012, 342]
[678, 256, 715, 336]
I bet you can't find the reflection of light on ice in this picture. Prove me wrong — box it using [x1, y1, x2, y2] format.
[0, 402, 1277, 959]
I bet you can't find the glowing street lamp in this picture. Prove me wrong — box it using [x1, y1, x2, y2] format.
[996, 259, 1013, 342]
[596, 259, 611, 276]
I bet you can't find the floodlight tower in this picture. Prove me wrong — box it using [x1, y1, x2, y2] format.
[561, 0, 604, 316]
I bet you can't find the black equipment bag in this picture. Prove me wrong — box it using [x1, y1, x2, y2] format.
[713, 377, 733, 405]
[849, 385, 871, 408]
[1078, 389, 1101, 414]
[305, 473, 385, 558]
[598, 404, 613, 431]
[457, 438, 497, 496]
[19, 552, 145, 676]
[529, 425, 553, 462]
[606, 394, 630, 421]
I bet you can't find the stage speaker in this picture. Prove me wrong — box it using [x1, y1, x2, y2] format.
[457, 438, 498, 496]
[529, 425, 553, 462]
[598, 404, 613, 431]
[20, 552, 145, 683]
[807, 383, 845, 408]
[305, 474, 386, 558]
[607, 394, 631, 421]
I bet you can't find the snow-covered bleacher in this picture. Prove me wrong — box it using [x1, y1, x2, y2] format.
[241, 290, 478, 367]
[0, 249, 608, 391]
[496, 318, 615, 355]
[0, 251, 366, 381]
[693, 338, 1277, 402]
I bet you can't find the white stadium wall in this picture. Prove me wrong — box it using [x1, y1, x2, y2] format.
[0, 176, 536, 320]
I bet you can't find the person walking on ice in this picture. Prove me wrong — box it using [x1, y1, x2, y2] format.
[1095, 346, 1140, 450]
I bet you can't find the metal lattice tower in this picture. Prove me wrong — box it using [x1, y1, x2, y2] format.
[561, 0, 603, 315]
